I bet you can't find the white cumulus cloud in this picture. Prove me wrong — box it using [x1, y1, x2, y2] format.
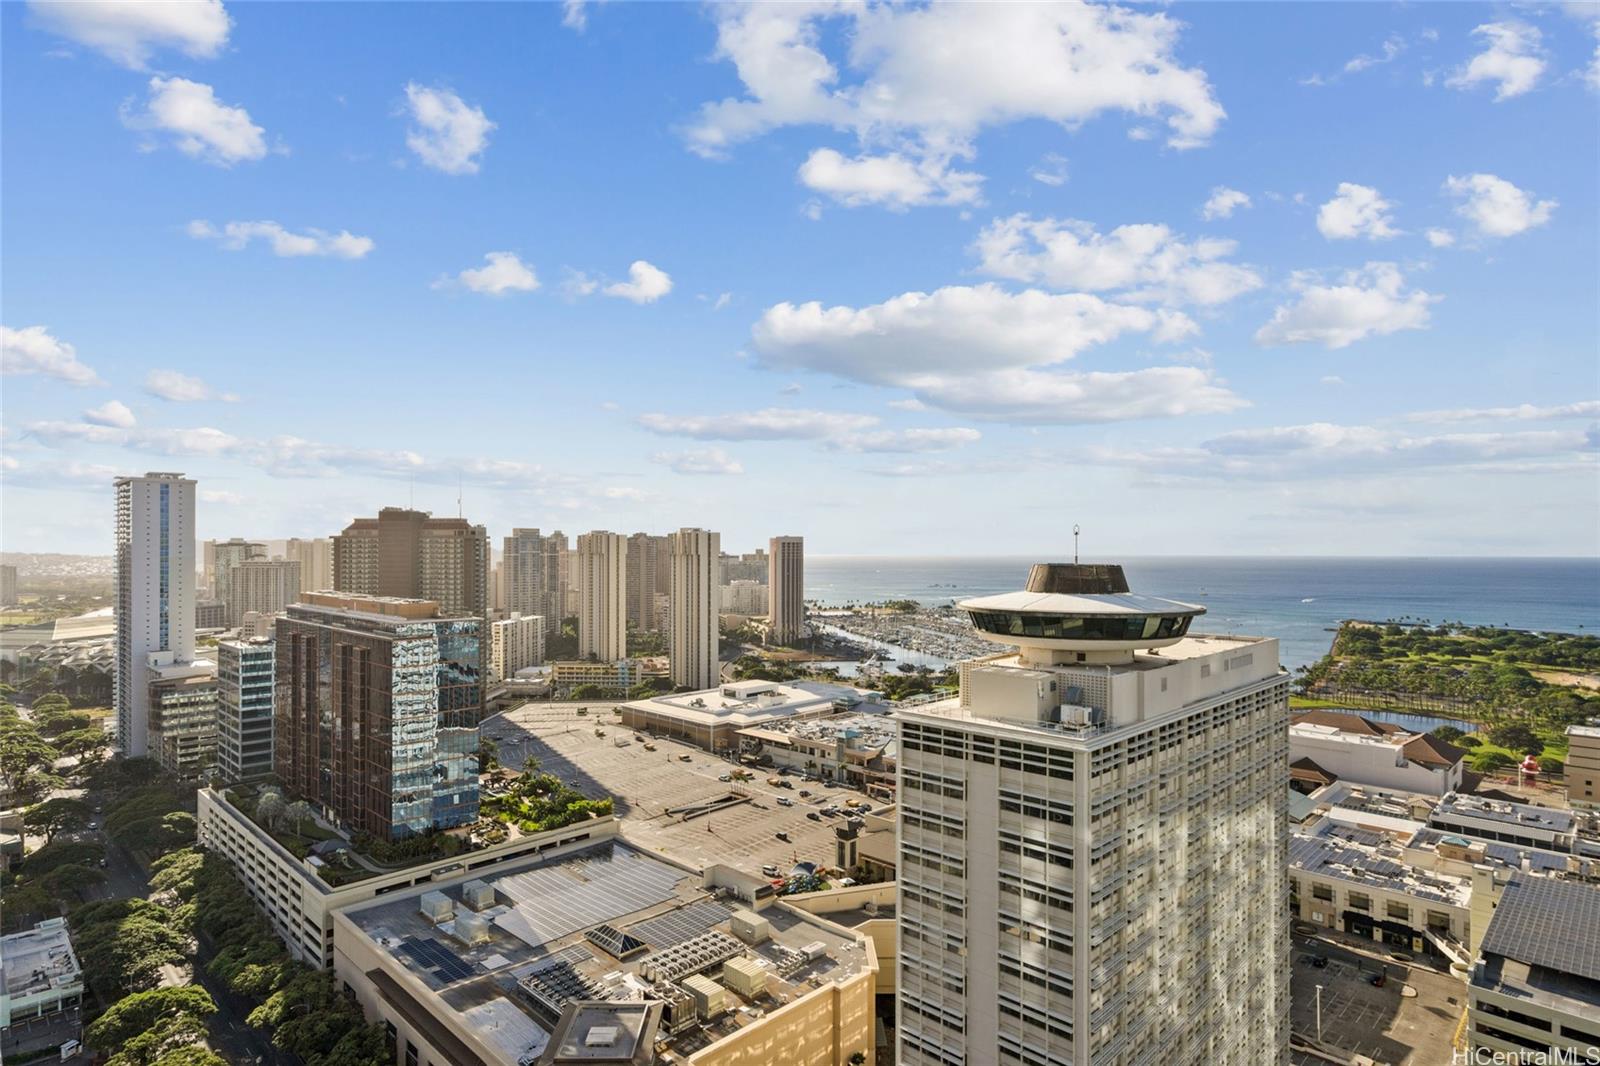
[403, 83, 494, 175]
[798, 148, 982, 210]
[973, 215, 1262, 306]
[144, 369, 237, 403]
[1029, 153, 1069, 187]
[748, 284, 1239, 424]
[685, 4, 1223, 211]
[1444, 173, 1556, 238]
[1425, 228, 1456, 248]
[1201, 186, 1251, 220]
[1447, 21, 1547, 100]
[1, 325, 103, 386]
[604, 260, 673, 304]
[28, 0, 230, 69]
[639, 408, 877, 441]
[441, 252, 539, 296]
[123, 76, 266, 166]
[187, 220, 373, 259]
[1316, 183, 1400, 240]
[1407, 400, 1600, 423]
[651, 448, 744, 476]
[83, 400, 136, 428]
[1255, 262, 1436, 350]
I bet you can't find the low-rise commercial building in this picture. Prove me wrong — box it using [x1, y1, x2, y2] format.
[196, 786, 621, 969]
[549, 659, 647, 698]
[1289, 822, 1473, 961]
[1568, 724, 1600, 810]
[1468, 876, 1600, 1061]
[1289, 710, 1466, 795]
[735, 711, 895, 793]
[1429, 792, 1596, 855]
[149, 656, 218, 779]
[331, 838, 877, 1066]
[0, 918, 83, 1060]
[621, 681, 870, 753]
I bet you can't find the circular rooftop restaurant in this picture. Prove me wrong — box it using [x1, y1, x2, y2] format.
[959, 563, 1206, 665]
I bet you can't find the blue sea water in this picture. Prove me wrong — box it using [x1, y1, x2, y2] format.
[806, 556, 1600, 670]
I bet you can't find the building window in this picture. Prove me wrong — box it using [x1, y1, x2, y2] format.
[1347, 891, 1371, 912]
[1312, 883, 1333, 902]
[1386, 901, 1409, 922]
[405, 1041, 418, 1066]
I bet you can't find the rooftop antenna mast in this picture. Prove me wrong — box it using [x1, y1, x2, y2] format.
[457, 472, 463, 519]
[1073, 524, 1081, 564]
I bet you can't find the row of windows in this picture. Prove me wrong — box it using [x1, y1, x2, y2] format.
[902, 1026, 966, 1066]
[904, 768, 967, 800]
[998, 952, 1074, 997]
[998, 1031, 1073, 1066]
[998, 989, 1074, 1040]
[999, 787, 1074, 826]
[1001, 828, 1074, 869]
[903, 881, 966, 918]
[903, 808, 967, 839]
[999, 870, 1075, 913]
[904, 841, 966, 878]
[968, 609, 1194, 642]
[999, 914, 1075, 957]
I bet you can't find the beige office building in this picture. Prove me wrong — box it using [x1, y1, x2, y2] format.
[669, 528, 720, 691]
[332, 507, 490, 617]
[284, 537, 332, 593]
[895, 563, 1290, 1066]
[576, 531, 627, 662]
[212, 538, 266, 618]
[1567, 725, 1600, 809]
[543, 531, 570, 631]
[229, 558, 301, 625]
[768, 535, 804, 644]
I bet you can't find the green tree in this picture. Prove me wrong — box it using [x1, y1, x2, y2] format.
[38, 863, 106, 899]
[1470, 750, 1517, 774]
[1488, 723, 1541, 754]
[105, 1013, 210, 1066]
[52, 725, 106, 759]
[24, 796, 91, 842]
[285, 799, 314, 837]
[150, 1049, 227, 1066]
[86, 986, 216, 1050]
[1429, 725, 1466, 744]
[256, 787, 287, 830]
[21, 838, 103, 876]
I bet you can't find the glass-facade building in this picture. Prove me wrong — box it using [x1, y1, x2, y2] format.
[273, 593, 482, 840]
[217, 638, 276, 782]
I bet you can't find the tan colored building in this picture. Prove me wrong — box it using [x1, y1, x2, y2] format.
[229, 558, 301, 625]
[333, 507, 490, 617]
[626, 533, 669, 633]
[767, 535, 804, 644]
[330, 839, 877, 1066]
[669, 528, 720, 691]
[576, 531, 627, 662]
[1568, 724, 1600, 809]
[284, 537, 332, 593]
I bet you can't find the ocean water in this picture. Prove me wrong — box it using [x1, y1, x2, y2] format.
[806, 556, 1600, 670]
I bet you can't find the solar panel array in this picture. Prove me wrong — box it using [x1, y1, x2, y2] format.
[1411, 828, 1569, 873]
[627, 900, 731, 949]
[491, 845, 685, 949]
[1479, 877, 1600, 982]
[398, 936, 477, 984]
[1328, 825, 1386, 848]
[1289, 836, 1461, 905]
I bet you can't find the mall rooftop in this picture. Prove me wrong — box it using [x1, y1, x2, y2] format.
[334, 839, 874, 1066]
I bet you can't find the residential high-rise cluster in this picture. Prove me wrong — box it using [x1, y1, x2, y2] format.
[668, 527, 721, 690]
[768, 534, 804, 643]
[576, 530, 627, 662]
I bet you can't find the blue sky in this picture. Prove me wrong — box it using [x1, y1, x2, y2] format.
[3, 1, 1596, 557]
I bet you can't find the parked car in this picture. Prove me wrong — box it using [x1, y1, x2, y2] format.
[798, 789, 812, 798]
[718, 773, 732, 782]
[776, 797, 794, 807]
[86, 821, 98, 830]
[762, 864, 782, 878]
[776, 831, 790, 841]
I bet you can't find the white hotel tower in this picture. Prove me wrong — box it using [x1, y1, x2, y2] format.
[114, 472, 197, 758]
[895, 563, 1290, 1066]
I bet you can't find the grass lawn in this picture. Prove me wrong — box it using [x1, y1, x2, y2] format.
[1462, 730, 1569, 767]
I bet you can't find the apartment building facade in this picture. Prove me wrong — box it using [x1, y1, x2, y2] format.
[669, 527, 720, 691]
[576, 531, 627, 662]
[273, 592, 483, 840]
[216, 637, 275, 782]
[895, 563, 1291, 1066]
[332, 507, 490, 617]
[115, 472, 197, 758]
[767, 535, 804, 644]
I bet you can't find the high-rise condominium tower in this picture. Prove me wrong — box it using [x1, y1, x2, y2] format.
[273, 593, 482, 840]
[332, 507, 489, 617]
[767, 535, 804, 644]
[576, 532, 627, 662]
[216, 636, 274, 782]
[0, 564, 17, 607]
[895, 563, 1290, 1066]
[669, 528, 720, 690]
[284, 537, 333, 593]
[115, 472, 198, 758]
[502, 528, 547, 618]
[212, 538, 266, 617]
[229, 558, 301, 625]
[626, 533, 669, 633]
[543, 530, 570, 632]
